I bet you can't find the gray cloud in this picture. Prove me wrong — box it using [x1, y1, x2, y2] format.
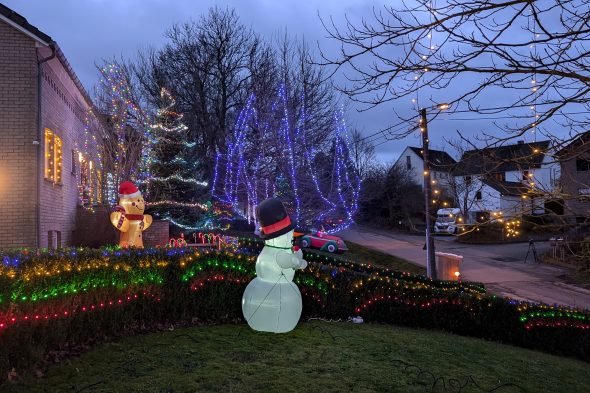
[3, 0, 510, 164]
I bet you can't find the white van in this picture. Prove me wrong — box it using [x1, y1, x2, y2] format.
[434, 208, 463, 234]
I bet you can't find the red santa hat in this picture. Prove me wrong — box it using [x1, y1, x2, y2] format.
[119, 181, 142, 199]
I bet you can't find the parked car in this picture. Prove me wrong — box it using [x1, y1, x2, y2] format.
[299, 230, 348, 253]
[434, 208, 463, 234]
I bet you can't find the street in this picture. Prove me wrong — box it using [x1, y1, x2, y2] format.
[338, 226, 590, 310]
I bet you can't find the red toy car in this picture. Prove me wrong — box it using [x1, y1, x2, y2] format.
[299, 230, 348, 253]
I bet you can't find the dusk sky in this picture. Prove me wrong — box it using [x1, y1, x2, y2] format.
[3, 0, 518, 163]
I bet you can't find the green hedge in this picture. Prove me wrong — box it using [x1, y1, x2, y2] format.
[0, 245, 588, 382]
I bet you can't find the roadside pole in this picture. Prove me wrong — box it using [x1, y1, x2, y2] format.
[420, 108, 437, 279]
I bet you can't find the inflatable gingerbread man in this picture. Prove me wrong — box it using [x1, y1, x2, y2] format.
[110, 181, 152, 248]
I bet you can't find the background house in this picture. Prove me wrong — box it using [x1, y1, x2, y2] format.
[0, 4, 104, 248]
[394, 146, 456, 191]
[452, 140, 559, 220]
[556, 131, 590, 226]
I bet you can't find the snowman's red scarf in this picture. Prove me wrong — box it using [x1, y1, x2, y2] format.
[114, 205, 144, 229]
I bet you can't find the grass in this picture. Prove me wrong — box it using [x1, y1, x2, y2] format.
[236, 229, 426, 275]
[340, 241, 426, 274]
[558, 269, 590, 289]
[4, 322, 589, 393]
[541, 255, 590, 288]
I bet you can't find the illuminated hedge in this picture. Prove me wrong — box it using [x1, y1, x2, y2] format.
[0, 246, 588, 380]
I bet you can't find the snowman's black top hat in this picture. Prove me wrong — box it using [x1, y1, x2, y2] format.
[256, 198, 294, 240]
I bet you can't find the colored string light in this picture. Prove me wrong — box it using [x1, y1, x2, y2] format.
[0, 245, 589, 341]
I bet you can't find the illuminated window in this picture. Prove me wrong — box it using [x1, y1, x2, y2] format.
[54, 135, 62, 183]
[44, 130, 54, 181]
[71, 150, 76, 174]
[44, 129, 62, 183]
[79, 155, 91, 206]
[96, 170, 103, 203]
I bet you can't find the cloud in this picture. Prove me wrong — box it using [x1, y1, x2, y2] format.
[2, 0, 481, 164]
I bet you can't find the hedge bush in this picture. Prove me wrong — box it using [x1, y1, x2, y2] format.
[0, 244, 589, 382]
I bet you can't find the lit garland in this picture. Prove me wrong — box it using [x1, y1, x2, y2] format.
[0, 244, 589, 369]
[139, 175, 208, 187]
[147, 200, 209, 210]
[0, 293, 156, 330]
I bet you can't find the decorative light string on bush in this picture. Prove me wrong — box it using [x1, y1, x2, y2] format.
[0, 246, 589, 342]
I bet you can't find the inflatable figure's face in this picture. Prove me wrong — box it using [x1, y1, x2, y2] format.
[266, 229, 294, 249]
[120, 195, 146, 215]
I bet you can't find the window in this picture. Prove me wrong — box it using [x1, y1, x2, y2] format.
[79, 155, 92, 206]
[47, 230, 61, 249]
[96, 170, 103, 204]
[406, 156, 411, 170]
[576, 158, 590, 172]
[44, 129, 62, 183]
[492, 172, 505, 181]
[465, 176, 472, 186]
[475, 191, 482, 200]
[71, 150, 77, 174]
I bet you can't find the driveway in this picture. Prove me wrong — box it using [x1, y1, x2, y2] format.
[338, 225, 590, 310]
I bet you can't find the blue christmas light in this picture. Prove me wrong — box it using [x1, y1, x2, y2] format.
[212, 86, 360, 232]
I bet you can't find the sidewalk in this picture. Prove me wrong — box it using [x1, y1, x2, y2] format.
[338, 226, 590, 310]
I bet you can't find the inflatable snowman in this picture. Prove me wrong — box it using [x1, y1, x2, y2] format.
[242, 198, 307, 333]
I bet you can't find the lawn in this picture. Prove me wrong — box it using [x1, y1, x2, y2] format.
[341, 241, 425, 274]
[312, 241, 426, 275]
[559, 269, 590, 289]
[5, 322, 589, 393]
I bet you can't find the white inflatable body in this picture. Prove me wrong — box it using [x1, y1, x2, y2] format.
[242, 229, 307, 333]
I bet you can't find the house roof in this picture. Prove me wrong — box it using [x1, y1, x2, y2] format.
[0, 3, 95, 110]
[482, 179, 530, 196]
[408, 146, 456, 172]
[0, 3, 52, 43]
[555, 131, 590, 159]
[453, 140, 551, 176]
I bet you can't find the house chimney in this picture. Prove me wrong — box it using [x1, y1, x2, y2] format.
[517, 140, 524, 144]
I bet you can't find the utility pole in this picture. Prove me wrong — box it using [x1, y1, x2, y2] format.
[420, 108, 437, 279]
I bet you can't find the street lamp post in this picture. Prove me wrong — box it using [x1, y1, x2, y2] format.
[420, 103, 449, 280]
[420, 108, 437, 279]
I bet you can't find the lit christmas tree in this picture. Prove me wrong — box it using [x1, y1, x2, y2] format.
[144, 88, 208, 231]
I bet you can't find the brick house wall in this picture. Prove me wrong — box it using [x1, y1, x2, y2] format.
[560, 153, 590, 219]
[0, 13, 103, 249]
[39, 49, 98, 248]
[143, 220, 170, 247]
[0, 20, 38, 248]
